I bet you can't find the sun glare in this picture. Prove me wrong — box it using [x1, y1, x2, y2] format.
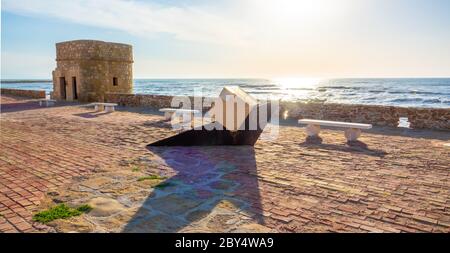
[273, 77, 322, 89]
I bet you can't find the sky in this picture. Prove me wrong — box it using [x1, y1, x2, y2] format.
[1, 0, 450, 79]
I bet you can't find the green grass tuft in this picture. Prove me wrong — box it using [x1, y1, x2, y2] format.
[131, 166, 140, 172]
[154, 182, 174, 189]
[76, 204, 93, 213]
[137, 175, 167, 181]
[33, 204, 92, 223]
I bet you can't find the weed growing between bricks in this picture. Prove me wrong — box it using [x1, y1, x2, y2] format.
[33, 204, 93, 223]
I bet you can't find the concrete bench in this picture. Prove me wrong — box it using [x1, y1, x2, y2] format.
[298, 119, 372, 141]
[38, 99, 56, 107]
[86, 103, 118, 112]
[159, 108, 200, 120]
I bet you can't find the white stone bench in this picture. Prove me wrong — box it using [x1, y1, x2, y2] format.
[86, 102, 118, 112]
[298, 119, 372, 141]
[38, 99, 56, 107]
[159, 108, 200, 120]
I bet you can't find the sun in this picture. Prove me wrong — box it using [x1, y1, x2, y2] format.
[273, 77, 322, 89]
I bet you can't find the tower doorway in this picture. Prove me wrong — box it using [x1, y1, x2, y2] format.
[72, 77, 78, 100]
[60, 77, 66, 100]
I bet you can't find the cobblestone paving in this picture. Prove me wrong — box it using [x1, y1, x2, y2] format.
[0, 95, 449, 232]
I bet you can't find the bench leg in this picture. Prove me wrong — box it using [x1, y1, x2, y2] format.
[95, 105, 104, 112]
[345, 128, 361, 142]
[180, 113, 195, 130]
[185, 113, 195, 127]
[177, 113, 189, 123]
[164, 112, 173, 120]
[305, 124, 321, 137]
[105, 106, 115, 113]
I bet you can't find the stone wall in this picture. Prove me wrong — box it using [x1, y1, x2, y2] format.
[105, 93, 215, 109]
[0, 88, 46, 99]
[282, 102, 401, 126]
[282, 102, 449, 130]
[105, 93, 450, 130]
[403, 107, 450, 130]
[53, 40, 133, 102]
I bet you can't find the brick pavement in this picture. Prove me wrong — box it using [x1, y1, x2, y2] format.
[0, 95, 449, 232]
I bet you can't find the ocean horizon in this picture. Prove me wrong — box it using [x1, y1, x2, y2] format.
[1, 78, 450, 108]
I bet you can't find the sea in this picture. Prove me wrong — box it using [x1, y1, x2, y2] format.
[1, 78, 449, 108]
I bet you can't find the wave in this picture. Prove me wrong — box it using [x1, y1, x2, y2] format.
[248, 90, 288, 95]
[410, 90, 448, 95]
[390, 98, 423, 103]
[388, 90, 448, 95]
[286, 87, 314, 91]
[423, 99, 442, 104]
[368, 90, 386, 93]
[318, 86, 362, 90]
[239, 84, 278, 89]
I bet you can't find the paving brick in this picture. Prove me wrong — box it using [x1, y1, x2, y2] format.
[412, 215, 438, 225]
[14, 221, 33, 231]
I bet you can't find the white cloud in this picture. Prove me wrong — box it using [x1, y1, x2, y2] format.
[5, 0, 448, 78]
[2, 0, 250, 46]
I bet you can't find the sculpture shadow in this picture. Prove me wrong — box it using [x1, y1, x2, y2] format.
[122, 146, 264, 233]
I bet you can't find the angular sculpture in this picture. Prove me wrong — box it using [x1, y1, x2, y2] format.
[148, 86, 271, 146]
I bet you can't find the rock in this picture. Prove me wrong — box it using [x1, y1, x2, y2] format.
[233, 223, 276, 233]
[186, 210, 210, 222]
[205, 214, 236, 231]
[87, 197, 126, 217]
[93, 209, 137, 232]
[209, 180, 234, 190]
[81, 177, 111, 190]
[216, 199, 240, 210]
[47, 191, 59, 197]
[150, 193, 203, 216]
[50, 216, 94, 233]
[124, 214, 185, 233]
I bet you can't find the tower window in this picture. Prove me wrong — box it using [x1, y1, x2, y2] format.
[113, 77, 118, 86]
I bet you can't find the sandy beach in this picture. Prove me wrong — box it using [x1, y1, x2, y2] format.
[1, 94, 449, 233]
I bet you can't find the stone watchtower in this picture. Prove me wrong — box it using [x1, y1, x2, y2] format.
[52, 40, 133, 102]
